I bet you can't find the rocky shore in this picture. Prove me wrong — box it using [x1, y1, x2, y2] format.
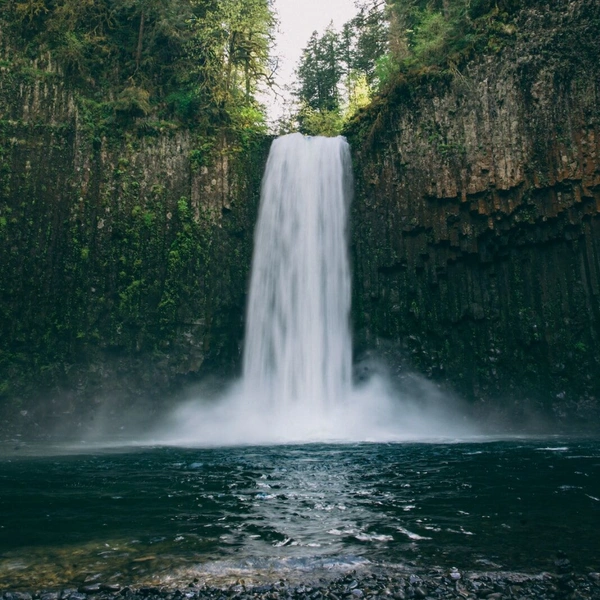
[3, 569, 600, 600]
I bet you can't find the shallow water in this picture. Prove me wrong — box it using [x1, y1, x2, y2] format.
[0, 438, 599, 590]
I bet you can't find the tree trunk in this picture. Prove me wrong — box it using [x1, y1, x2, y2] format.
[442, 0, 451, 18]
[136, 10, 145, 72]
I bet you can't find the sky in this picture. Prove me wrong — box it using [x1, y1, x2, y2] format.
[262, 0, 359, 124]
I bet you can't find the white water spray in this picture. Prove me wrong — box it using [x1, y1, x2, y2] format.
[243, 133, 352, 416]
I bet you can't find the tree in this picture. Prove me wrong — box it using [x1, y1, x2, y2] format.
[296, 25, 342, 114]
[348, 0, 388, 85]
[186, 0, 275, 127]
[5, 0, 275, 134]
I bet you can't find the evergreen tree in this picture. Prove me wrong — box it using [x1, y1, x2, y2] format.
[296, 25, 342, 114]
[348, 0, 388, 85]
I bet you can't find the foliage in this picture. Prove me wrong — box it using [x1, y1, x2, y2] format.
[386, 0, 521, 70]
[291, 0, 522, 136]
[297, 27, 342, 114]
[293, 3, 385, 136]
[2, 0, 275, 141]
[340, 1, 389, 86]
[297, 107, 345, 137]
[294, 0, 519, 135]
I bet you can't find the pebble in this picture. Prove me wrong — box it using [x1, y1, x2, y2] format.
[79, 586, 101, 595]
[555, 558, 572, 574]
[3, 568, 600, 600]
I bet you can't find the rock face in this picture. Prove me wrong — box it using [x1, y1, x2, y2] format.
[347, 0, 600, 422]
[0, 40, 269, 431]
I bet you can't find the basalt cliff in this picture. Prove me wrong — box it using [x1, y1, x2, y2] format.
[347, 0, 600, 423]
[0, 32, 268, 431]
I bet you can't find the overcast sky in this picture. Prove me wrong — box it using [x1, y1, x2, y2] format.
[262, 0, 359, 124]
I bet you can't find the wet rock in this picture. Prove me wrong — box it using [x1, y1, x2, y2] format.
[555, 558, 573, 574]
[6, 567, 600, 600]
[79, 586, 101, 595]
[250, 587, 271, 595]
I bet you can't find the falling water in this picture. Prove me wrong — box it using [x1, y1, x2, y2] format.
[145, 133, 478, 445]
[243, 133, 353, 416]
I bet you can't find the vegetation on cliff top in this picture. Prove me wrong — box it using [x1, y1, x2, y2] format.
[2, 0, 275, 141]
[292, 0, 520, 137]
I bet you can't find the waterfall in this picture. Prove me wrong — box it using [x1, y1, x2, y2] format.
[242, 133, 353, 417]
[152, 132, 476, 446]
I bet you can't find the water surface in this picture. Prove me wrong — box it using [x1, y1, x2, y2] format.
[1, 438, 599, 590]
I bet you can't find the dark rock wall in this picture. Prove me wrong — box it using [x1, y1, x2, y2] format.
[0, 46, 269, 429]
[348, 0, 600, 420]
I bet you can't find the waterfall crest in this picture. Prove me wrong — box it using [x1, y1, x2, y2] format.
[243, 133, 353, 416]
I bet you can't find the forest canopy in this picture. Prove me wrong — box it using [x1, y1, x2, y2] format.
[292, 0, 521, 136]
[2, 0, 523, 138]
[2, 0, 276, 139]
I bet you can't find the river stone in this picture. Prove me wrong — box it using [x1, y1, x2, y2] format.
[555, 558, 572, 573]
[79, 586, 101, 595]
[251, 587, 271, 595]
